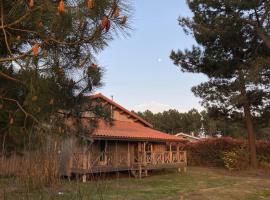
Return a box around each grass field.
[1,167,270,200]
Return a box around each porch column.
[150,143,153,165]
[177,143,180,163]
[169,142,172,163]
[83,145,87,170]
[127,142,130,167]
[105,140,108,165]
[115,141,118,168]
[184,151,187,172]
[143,142,146,165]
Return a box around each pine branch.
[0,71,25,85]
[0,96,39,124]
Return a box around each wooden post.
[127,142,130,167]
[177,144,181,173]
[138,142,141,163]
[169,143,172,163]
[184,151,187,172]
[143,142,146,166]
[150,143,153,165]
[184,166,187,173]
[82,174,87,183]
[105,140,108,165]
[83,146,87,170]
[177,143,180,163]
[115,141,118,168]
[139,165,142,179]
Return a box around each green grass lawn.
[1,167,270,200]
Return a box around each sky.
[96,0,207,113]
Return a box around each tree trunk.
[238,69,257,168]
[243,103,257,168]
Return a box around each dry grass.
[0,149,59,188]
[1,167,270,200]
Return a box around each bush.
[222,148,249,171]
[183,137,245,167]
[256,141,270,163]
[182,137,270,169]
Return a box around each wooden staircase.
[130,162,148,178]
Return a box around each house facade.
[60,94,187,179]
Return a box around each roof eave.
[90,135,185,142]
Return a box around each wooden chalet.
[60,94,187,179]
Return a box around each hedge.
[181,137,270,168]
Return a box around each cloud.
[131,101,172,113]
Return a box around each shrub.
[183,137,245,167]
[256,141,270,163]
[222,148,249,171]
[182,137,270,169]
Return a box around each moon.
[158,58,162,63]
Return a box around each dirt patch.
[192,166,270,179]
[184,178,270,200]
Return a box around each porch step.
[130,164,148,178]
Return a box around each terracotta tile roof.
[92,120,184,142]
[90,93,153,128]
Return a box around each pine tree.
[236,1,270,48]
[171,1,270,168]
[0,0,132,153]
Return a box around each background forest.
[137,108,270,140]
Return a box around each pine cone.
[114,7,120,18]
[58,0,65,13]
[29,0,34,8]
[87,0,94,9]
[101,16,110,32]
[33,43,40,56]
[120,16,127,25]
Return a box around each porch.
[71,149,187,178]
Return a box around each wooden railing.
[72,150,187,171]
[72,151,129,171]
[140,151,186,166]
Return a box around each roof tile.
[93,120,184,142]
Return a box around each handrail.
[140,151,187,165]
[72,150,187,170]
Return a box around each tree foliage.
[137,109,201,135]
[171,0,270,167]
[0,0,132,153]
